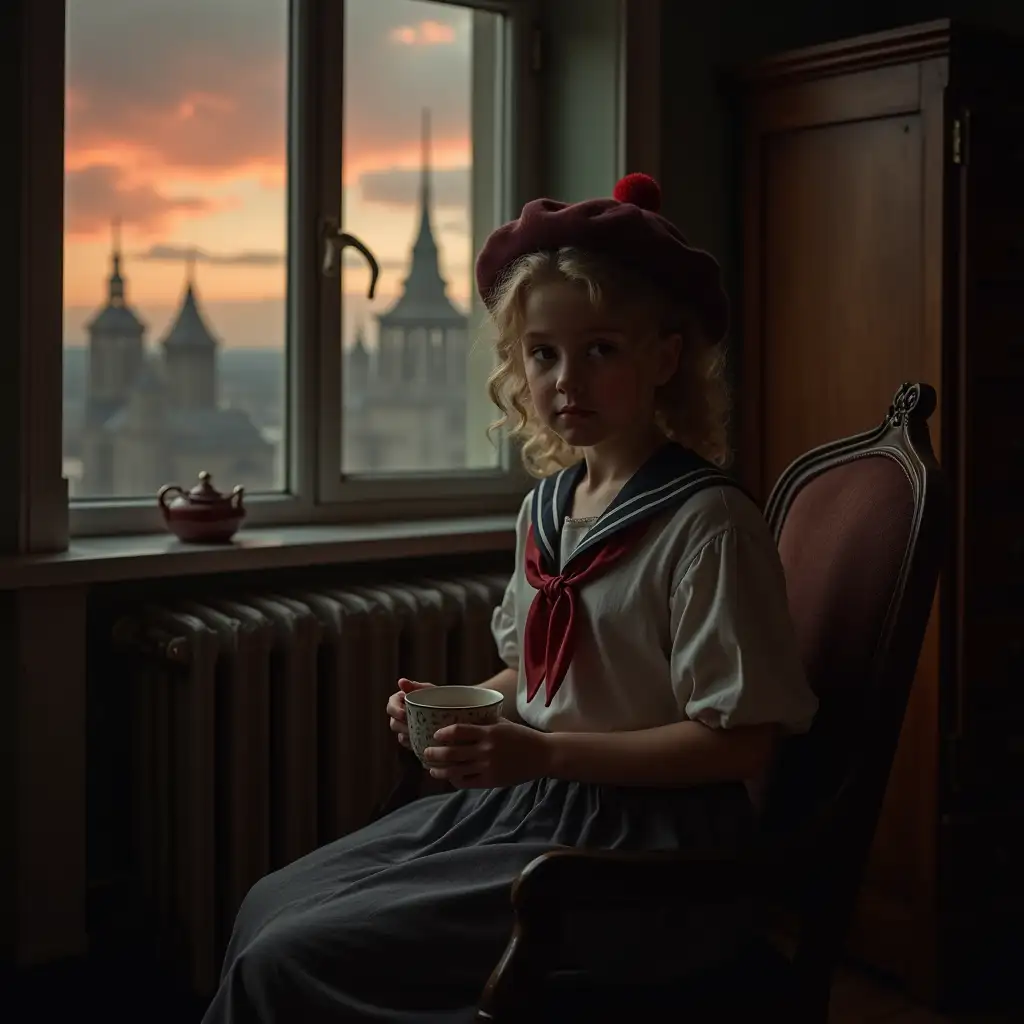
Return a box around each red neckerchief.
[523,520,650,705]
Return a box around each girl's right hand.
[387,677,435,747]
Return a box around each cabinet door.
[740,57,949,1001]
[740,65,945,501]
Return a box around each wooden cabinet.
[737,19,1024,1011]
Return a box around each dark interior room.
[2,1,1022,1021]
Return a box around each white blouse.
[491,484,818,735]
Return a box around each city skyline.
[63,82,476,495]
[64,0,477,349]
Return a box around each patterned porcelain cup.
[403,685,504,767]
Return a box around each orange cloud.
[389,20,456,46]
[66,77,286,179]
[344,137,471,187]
[65,0,474,180]
[359,164,469,209]
[65,165,216,238]
[62,0,478,307]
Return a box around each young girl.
[201,173,817,1023]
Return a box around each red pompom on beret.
[475,173,729,342]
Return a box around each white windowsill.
[0,516,517,590]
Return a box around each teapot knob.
[189,471,224,500]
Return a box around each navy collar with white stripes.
[529,442,740,574]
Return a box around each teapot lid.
[187,471,227,503]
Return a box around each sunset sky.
[63,0,487,350]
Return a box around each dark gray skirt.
[201,778,754,1024]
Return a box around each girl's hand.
[423,720,552,788]
[387,677,434,748]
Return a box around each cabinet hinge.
[952,111,970,166]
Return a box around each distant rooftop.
[162,258,220,350]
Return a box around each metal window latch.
[321,219,381,299]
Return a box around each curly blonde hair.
[484,248,731,478]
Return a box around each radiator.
[112,572,510,997]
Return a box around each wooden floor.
[6,957,1018,1022]
[830,967,1016,1023]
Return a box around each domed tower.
[81,218,147,495]
[85,219,146,419]
[161,254,219,410]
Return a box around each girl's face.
[520,279,680,451]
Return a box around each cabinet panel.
[759,114,929,490]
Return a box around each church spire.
[387,107,449,307]
[417,108,433,241]
[408,107,442,274]
[375,106,467,329]
[109,216,126,305]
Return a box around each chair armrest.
[512,846,763,913]
[477,846,768,1021]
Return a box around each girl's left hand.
[423,720,552,788]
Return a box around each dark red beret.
[475,173,729,342]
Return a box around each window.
[61,0,540,537]
[337,0,504,477]
[63,0,290,505]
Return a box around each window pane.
[341,0,506,475]
[63,0,289,501]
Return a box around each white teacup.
[403,685,504,766]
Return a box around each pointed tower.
[161,252,219,410]
[375,108,468,389]
[402,108,451,307]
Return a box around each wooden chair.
[475,381,950,1023]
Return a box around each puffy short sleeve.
[490,493,532,671]
[670,526,817,734]
[490,578,520,670]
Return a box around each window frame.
[313,0,538,512]
[62,0,542,539]
[19,0,70,554]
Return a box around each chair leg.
[476,926,547,1023]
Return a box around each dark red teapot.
[157,471,246,543]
